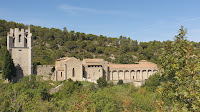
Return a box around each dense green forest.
[0,20,200,111]
[0,20,160,67]
[0,19,200,68]
[0,19,195,67]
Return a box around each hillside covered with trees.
[0,19,200,111]
[0,19,167,68]
[1,19,200,68]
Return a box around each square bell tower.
[7,26,33,81]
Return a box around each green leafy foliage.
[156,26,200,111]
[114,54,136,64]
[0,20,200,111]
[0,75,56,111]
[97,77,107,88]
[2,50,16,81]
[0,19,170,67]
[143,72,161,92]
[117,79,123,85]
[131,88,155,111]
[0,74,158,112]
[0,47,7,70]
[51,66,55,72]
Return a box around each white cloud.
[59,4,97,15]
[59,4,136,17]
[176,17,200,25]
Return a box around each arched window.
[136,70,140,80]
[61,72,62,77]
[72,68,75,77]
[112,70,118,80]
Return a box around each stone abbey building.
[53,57,158,86]
[7,27,158,85]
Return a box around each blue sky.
[0,0,200,42]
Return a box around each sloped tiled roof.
[108,60,157,68]
[87,63,103,66]
[56,57,72,62]
[139,60,148,62]
[83,59,104,63]
[108,64,157,68]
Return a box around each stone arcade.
[52,57,158,86]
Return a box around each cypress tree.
[2,50,16,81]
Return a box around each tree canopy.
[1,19,200,68]
[0,19,171,69]
[2,49,16,81]
[0,20,200,111]
[156,26,200,111]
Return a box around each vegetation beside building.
[2,49,16,81]
[0,75,157,111]
[0,20,199,111]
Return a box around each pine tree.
[2,50,16,81]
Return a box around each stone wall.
[55,57,83,81]
[55,70,64,81]
[54,57,159,86]
[109,69,158,81]
[34,65,54,80]
[65,58,83,81]
[12,48,29,81]
[108,61,158,81]
[85,66,103,80]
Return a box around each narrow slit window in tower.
[72,68,75,77]
[19,34,21,42]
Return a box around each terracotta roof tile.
[87,63,103,66]
[139,60,148,62]
[108,63,157,68]
[56,57,72,62]
[83,59,104,63]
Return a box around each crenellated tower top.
[7,26,32,50]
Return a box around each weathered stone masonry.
[7,27,33,82]
[7,27,158,86]
[53,57,158,86]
